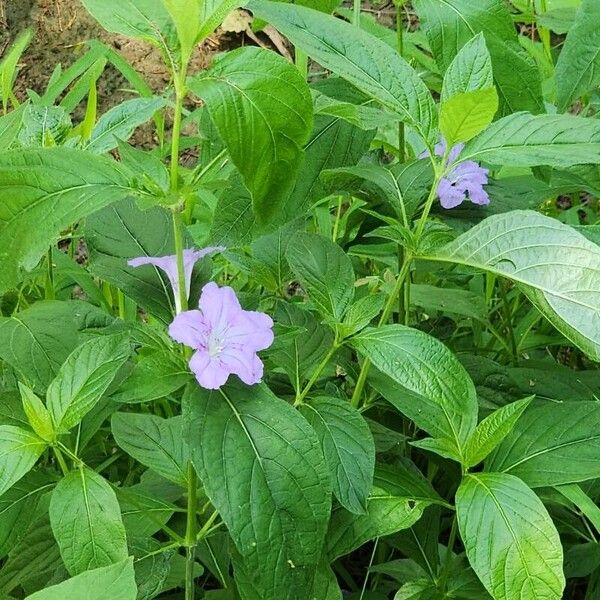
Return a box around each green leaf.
[556,483,600,537]
[286,232,355,322]
[441,33,494,102]
[188,46,312,224]
[409,284,487,322]
[25,558,137,600]
[461,112,600,168]
[18,105,72,147]
[299,396,375,514]
[248,0,438,145]
[0,104,27,149]
[197,0,244,43]
[162,0,200,62]
[464,397,533,468]
[456,473,564,600]
[352,325,478,456]
[327,465,437,560]
[440,88,498,146]
[85,97,166,154]
[17,382,54,442]
[182,382,331,599]
[0,301,78,390]
[420,210,600,361]
[111,413,188,486]
[0,148,133,292]
[47,333,131,432]
[486,401,600,487]
[49,467,128,575]
[0,426,45,497]
[0,29,32,113]
[339,294,386,338]
[555,0,600,111]
[413,0,544,115]
[0,471,54,559]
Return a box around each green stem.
[185,463,198,600]
[295,341,339,406]
[353,0,361,25]
[45,248,55,300]
[332,196,343,242]
[414,170,444,242]
[295,48,308,78]
[172,210,188,315]
[396,1,406,163]
[170,71,186,194]
[196,510,220,541]
[438,515,458,593]
[53,447,69,476]
[499,282,518,365]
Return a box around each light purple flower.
[433,139,490,209]
[128,247,224,313]
[169,282,274,390]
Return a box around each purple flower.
[168,282,274,390]
[433,139,490,210]
[128,247,224,313]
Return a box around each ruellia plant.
[0,0,600,598]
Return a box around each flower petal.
[189,350,230,390]
[168,310,209,349]
[220,348,264,386]
[437,178,466,209]
[198,282,242,329]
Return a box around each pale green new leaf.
[0,148,134,292]
[440,88,498,146]
[25,558,137,600]
[0,426,46,497]
[464,396,533,467]
[49,467,128,575]
[188,46,312,224]
[462,112,600,168]
[286,232,355,322]
[352,325,478,456]
[457,473,564,600]
[441,33,494,102]
[486,401,600,487]
[17,383,54,442]
[47,333,131,432]
[420,210,600,360]
[300,396,375,514]
[248,0,438,145]
[162,0,200,62]
[555,0,600,111]
[183,382,331,599]
[111,413,188,486]
[85,97,166,154]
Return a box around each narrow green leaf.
[49,467,128,575]
[0,426,45,497]
[162,0,200,62]
[111,413,188,486]
[47,333,131,432]
[248,0,438,145]
[556,483,600,537]
[0,104,26,149]
[286,232,355,322]
[25,558,137,600]
[440,88,498,146]
[486,401,600,487]
[188,46,312,224]
[464,396,533,467]
[420,210,600,361]
[183,382,331,599]
[0,29,32,112]
[300,396,375,514]
[17,382,54,442]
[457,473,564,600]
[0,148,133,292]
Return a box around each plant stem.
[185,463,198,600]
[45,248,55,300]
[396,1,406,163]
[332,196,343,242]
[353,0,361,25]
[170,71,186,194]
[295,341,339,406]
[499,281,518,365]
[295,48,308,78]
[53,446,69,476]
[414,171,443,242]
[438,515,458,593]
[172,210,188,315]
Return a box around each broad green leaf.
[464,397,533,467]
[0,148,134,292]
[326,465,438,560]
[85,97,166,154]
[339,294,385,338]
[461,112,600,168]
[182,382,331,599]
[0,29,32,113]
[555,0,600,111]
[409,285,487,322]
[0,426,45,497]
[486,401,600,487]
[188,46,312,224]
[197,0,246,42]
[420,210,600,361]
[17,105,71,147]
[117,486,176,537]
[413,0,544,115]
[456,473,564,600]
[25,558,137,600]
[17,382,54,442]
[440,88,498,146]
[300,396,375,514]
[286,232,355,322]
[0,301,78,390]
[311,562,342,600]
[111,413,188,486]
[0,471,53,559]
[80,0,176,50]
[441,33,494,102]
[352,325,478,456]
[47,333,131,432]
[162,0,200,62]
[0,104,26,148]
[248,0,438,145]
[410,436,463,463]
[49,467,128,575]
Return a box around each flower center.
[207,329,225,357]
